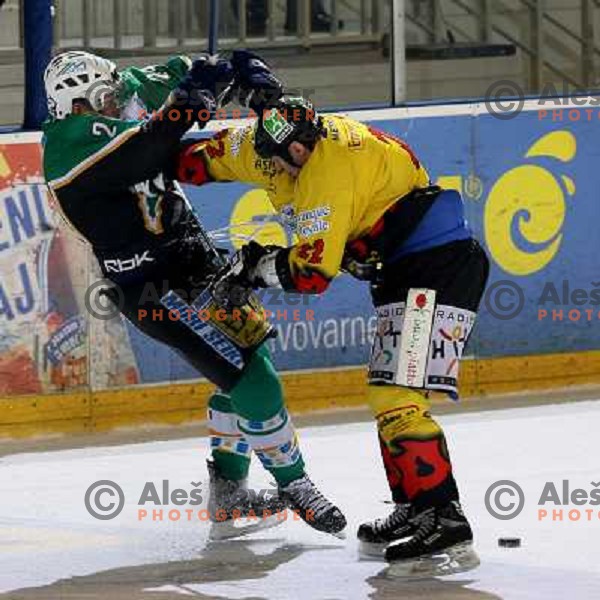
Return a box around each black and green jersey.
[42,56,204,283]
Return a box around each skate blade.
[298,523,346,539]
[386,542,480,579]
[208,514,284,541]
[358,540,388,560]
[330,528,347,540]
[359,534,412,560]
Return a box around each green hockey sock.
[229,346,305,486]
[207,391,250,481]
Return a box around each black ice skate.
[207,459,287,540]
[279,474,347,537]
[384,501,480,577]
[357,503,415,557]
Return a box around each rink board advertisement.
[1,100,599,396]
[0,137,139,396]
[175,105,600,377]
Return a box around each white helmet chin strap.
[44,51,118,119]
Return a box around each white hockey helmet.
[44,51,119,119]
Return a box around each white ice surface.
[2,400,600,599]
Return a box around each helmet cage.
[44,51,119,119]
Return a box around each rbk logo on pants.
[104,250,155,273]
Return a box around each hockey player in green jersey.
[42,50,346,537]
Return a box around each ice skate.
[357,503,415,558]
[207,459,287,540]
[384,501,480,577]
[279,474,347,537]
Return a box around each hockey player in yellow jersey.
[179,102,430,293]
[177,94,489,574]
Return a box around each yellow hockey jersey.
[181,114,430,292]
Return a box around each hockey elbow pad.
[175,141,214,186]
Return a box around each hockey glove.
[231,50,284,113]
[209,241,285,308]
[341,253,383,282]
[240,240,286,288]
[207,244,260,308]
[176,54,236,112]
[221,240,283,288]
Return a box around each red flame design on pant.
[382,436,452,501]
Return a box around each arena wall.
[1,99,599,437]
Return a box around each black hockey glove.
[240,240,287,288]
[231,50,284,113]
[341,253,383,282]
[210,241,283,308]
[176,54,236,112]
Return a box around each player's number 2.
[92,122,118,139]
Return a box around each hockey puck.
[498,537,521,548]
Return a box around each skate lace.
[286,476,334,518]
[373,504,410,534]
[405,508,437,547]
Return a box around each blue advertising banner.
[5,102,598,392]
[372,109,600,359]
[127,102,600,383]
